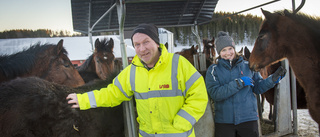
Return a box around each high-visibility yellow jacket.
[77,44,208,137]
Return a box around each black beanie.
[131,23,160,46]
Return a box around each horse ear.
[244,46,251,60]
[165,42,168,49]
[284,9,291,16]
[95,38,100,49]
[56,39,64,54]
[238,47,243,54]
[109,38,114,50]
[261,8,276,21]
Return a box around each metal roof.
[71,0,219,34]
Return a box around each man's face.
[132,33,160,67]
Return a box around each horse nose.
[249,64,259,72]
[248,62,255,71]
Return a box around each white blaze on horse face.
[220,46,235,61]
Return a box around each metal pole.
[291,0,296,12]
[191,22,206,71]
[117,1,137,137]
[290,67,298,135]
[291,0,299,135]
[91,3,116,31]
[88,1,93,51]
[191,22,202,52]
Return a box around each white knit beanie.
[215,31,235,54]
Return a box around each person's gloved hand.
[272,66,287,84]
[240,76,254,86]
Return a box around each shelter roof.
[71,0,219,34]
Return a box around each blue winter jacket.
[205,56,276,125]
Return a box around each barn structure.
[70,0,304,137]
[70,1,220,136]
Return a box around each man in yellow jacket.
[67,23,208,137]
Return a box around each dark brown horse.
[203,37,216,68]
[76,38,115,83]
[175,45,199,65]
[249,9,320,131]
[75,37,124,136]
[0,71,123,137]
[0,40,84,87]
[244,46,307,121]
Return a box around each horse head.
[93,38,115,80]
[41,40,85,87]
[0,39,85,87]
[175,45,198,65]
[249,9,289,71]
[203,37,216,60]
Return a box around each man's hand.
[66,93,80,108]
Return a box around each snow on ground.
[262,95,319,136]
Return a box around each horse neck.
[286,49,320,96]
[77,55,96,73]
[29,58,52,78]
[0,69,7,82]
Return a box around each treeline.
[165,12,263,46]
[1,12,263,45]
[0,29,84,39]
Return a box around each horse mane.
[76,54,94,71]
[181,47,197,54]
[180,48,190,52]
[0,42,68,79]
[281,10,320,37]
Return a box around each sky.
[0,0,319,33]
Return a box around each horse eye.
[60,59,70,68]
[258,34,264,39]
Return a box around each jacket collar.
[131,43,169,69]
[219,56,244,69]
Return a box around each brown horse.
[0,71,123,137]
[244,46,307,121]
[76,38,115,83]
[249,9,320,131]
[203,37,216,68]
[0,40,84,87]
[175,45,199,65]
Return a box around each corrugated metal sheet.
[71,0,219,34]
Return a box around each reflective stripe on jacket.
[77,44,208,137]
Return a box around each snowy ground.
[262,99,319,136]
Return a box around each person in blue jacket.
[205,31,287,137]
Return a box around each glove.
[240,76,254,86]
[272,66,287,84]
